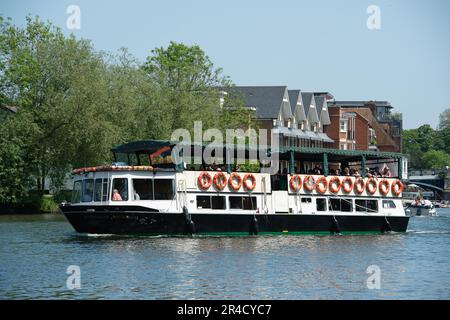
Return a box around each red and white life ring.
[290,175,302,192]
[303,176,316,192]
[379,179,390,196]
[342,176,353,193]
[391,179,404,196]
[316,176,328,194]
[213,172,227,191]
[198,171,212,190]
[243,174,256,191]
[354,177,365,194]
[228,172,242,191]
[329,176,341,193]
[366,178,377,194]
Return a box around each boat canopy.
[111,139,404,163]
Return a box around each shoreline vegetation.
[1,15,450,214]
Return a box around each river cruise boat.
[60,140,409,235]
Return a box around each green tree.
[422,150,450,169]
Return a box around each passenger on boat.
[366,167,373,178]
[351,168,361,177]
[112,189,123,201]
[343,167,351,176]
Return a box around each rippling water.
[0,209,449,299]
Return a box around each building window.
[340,143,347,150]
[340,120,347,132]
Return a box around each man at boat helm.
[112,189,122,201]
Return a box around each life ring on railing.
[391,179,404,196]
[303,176,316,192]
[290,175,302,192]
[366,178,377,194]
[213,172,227,191]
[243,174,256,191]
[342,177,354,193]
[329,176,341,193]
[354,177,365,194]
[198,172,212,190]
[316,176,328,194]
[228,172,242,191]
[379,179,390,196]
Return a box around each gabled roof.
[224,86,288,119]
[301,92,319,123]
[288,90,307,122]
[315,95,331,125]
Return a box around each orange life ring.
[198,171,212,190]
[228,172,242,191]
[329,176,341,193]
[391,179,404,196]
[366,178,377,194]
[303,176,316,192]
[316,176,328,194]
[243,174,256,191]
[379,179,390,196]
[342,177,353,193]
[213,172,227,191]
[290,175,302,192]
[354,177,365,194]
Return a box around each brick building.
[324,101,402,152]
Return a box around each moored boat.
[60,140,409,235]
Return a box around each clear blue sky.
[2,0,449,129]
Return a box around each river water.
[0,209,449,300]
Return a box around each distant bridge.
[407,170,449,199]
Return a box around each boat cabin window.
[132,179,153,200]
[355,199,378,213]
[382,200,396,209]
[72,180,82,203]
[229,196,257,210]
[112,178,128,201]
[131,178,174,200]
[82,179,94,202]
[316,198,327,211]
[197,196,226,209]
[329,198,353,212]
[301,197,312,203]
[154,179,174,200]
[94,178,109,202]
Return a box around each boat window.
[341,199,353,212]
[94,178,109,202]
[355,200,378,213]
[382,200,396,209]
[329,198,341,211]
[229,196,257,210]
[316,198,327,211]
[154,179,174,200]
[132,179,153,200]
[301,197,312,203]
[112,178,128,201]
[196,196,226,209]
[329,198,353,212]
[82,179,94,202]
[72,180,82,203]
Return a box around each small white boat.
[405,199,438,217]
